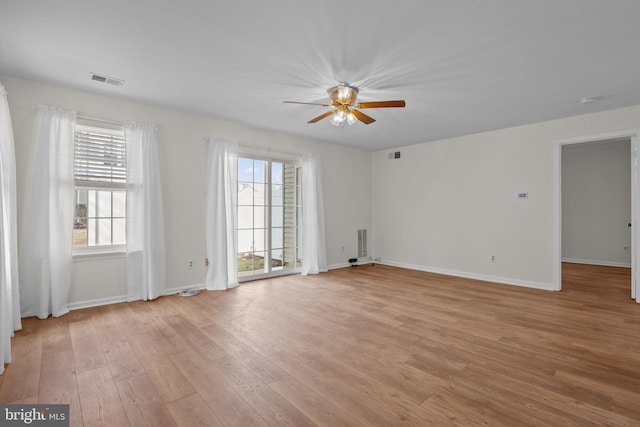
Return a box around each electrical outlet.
[624,246,629,251]
[491,255,496,263]
[188,260,193,269]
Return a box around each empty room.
[1,1,640,425]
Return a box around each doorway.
[236,156,303,279]
[556,130,639,301]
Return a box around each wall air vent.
[90,72,125,86]
[387,151,401,160]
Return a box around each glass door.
[237,156,302,278]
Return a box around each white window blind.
[74,125,126,188]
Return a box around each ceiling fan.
[284,84,406,126]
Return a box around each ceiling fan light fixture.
[329,84,359,104]
[284,84,405,126]
[330,109,351,126]
[338,86,350,101]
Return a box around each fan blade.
[352,109,376,124]
[307,110,335,123]
[356,100,406,109]
[283,101,331,107]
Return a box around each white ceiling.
[1,0,639,151]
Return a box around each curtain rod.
[77,114,124,127]
[239,143,305,158]
[203,137,306,158]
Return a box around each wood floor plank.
[2,263,640,426]
[38,349,83,427]
[77,366,129,427]
[170,350,269,427]
[211,355,318,427]
[0,327,42,402]
[269,375,365,427]
[334,342,441,404]
[161,293,218,328]
[459,359,640,426]
[201,321,287,384]
[139,355,195,404]
[40,315,72,355]
[128,326,189,361]
[553,369,640,420]
[95,323,145,382]
[115,374,178,427]
[270,350,448,426]
[164,314,228,361]
[166,393,225,427]
[108,302,157,338]
[69,319,108,374]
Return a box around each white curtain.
[126,122,166,301]
[205,137,238,290]
[19,106,76,318]
[0,83,21,374]
[301,154,328,275]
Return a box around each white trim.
[329,259,376,270]
[553,141,563,291]
[368,259,555,291]
[72,247,126,260]
[238,268,302,282]
[329,263,350,270]
[555,129,640,301]
[632,134,639,301]
[65,283,208,311]
[237,144,304,162]
[237,147,303,164]
[165,283,206,295]
[556,129,639,146]
[562,258,632,268]
[68,295,127,311]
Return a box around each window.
[73,123,126,251]
[237,156,302,277]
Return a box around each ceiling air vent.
[90,72,125,86]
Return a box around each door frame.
[554,129,640,301]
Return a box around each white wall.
[4,75,372,306]
[372,106,640,290]
[562,138,631,267]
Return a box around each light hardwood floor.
[1,263,639,426]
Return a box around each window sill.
[73,246,126,261]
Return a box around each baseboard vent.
[358,229,367,258]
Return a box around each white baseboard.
[374,259,556,291]
[68,295,127,311]
[165,283,206,295]
[67,258,559,311]
[329,258,378,270]
[67,283,206,311]
[328,263,349,270]
[562,258,631,268]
